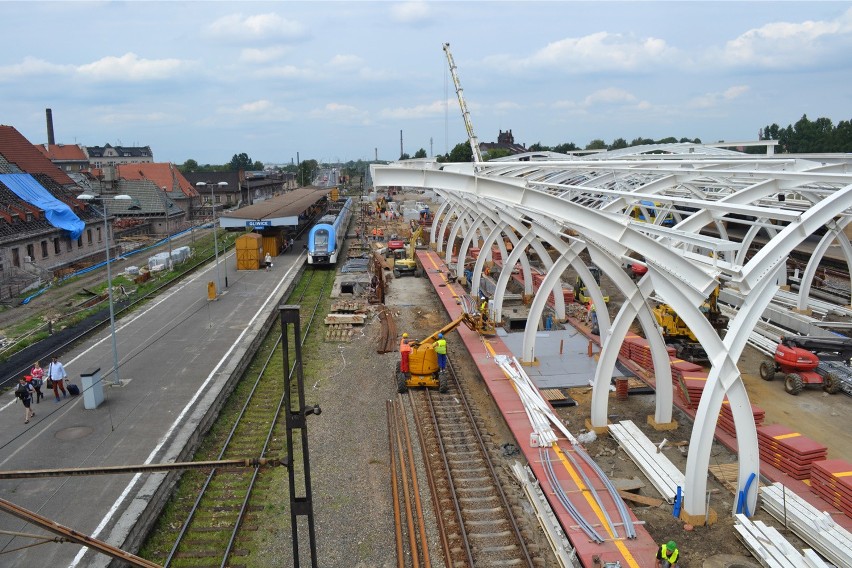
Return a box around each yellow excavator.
[393,224,424,278]
[652,286,729,364]
[397,311,494,393]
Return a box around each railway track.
[144,267,334,568]
[390,358,535,568]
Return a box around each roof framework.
[372,146,852,522]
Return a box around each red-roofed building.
[0,125,106,298]
[35,143,90,174]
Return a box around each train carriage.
[307,197,352,265]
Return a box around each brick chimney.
[45,108,55,145]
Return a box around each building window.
[54,238,61,254]
[26,244,34,261]
[77,237,83,248]
[97,227,102,242]
[66,237,73,252]
[41,240,49,258]
[12,248,20,268]
[87,229,93,245]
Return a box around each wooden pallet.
[708,463,764,494]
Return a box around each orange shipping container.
[262,235,283,257]
[236,233,263,271]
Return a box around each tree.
[528,142,550,151]
[585,139,607,150]
[483,148,511,160]
[229,153,254,171]
[298,159,318,186]
[414,148,427,158]
[252,160,264,171]
[399,152,411,160]
[609,138,628,150]
[553,142,578,153]
[180,159,198,172]
[448,142,473,162]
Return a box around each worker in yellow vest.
[434,333,447,373]
[655,540,679,568]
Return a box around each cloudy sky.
[4,1,851,166]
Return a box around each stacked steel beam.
[757,424,827,480]
[810,459,852,519]
[716,399,765,438]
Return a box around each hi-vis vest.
[660,544,678,564]
[434,338,447,355]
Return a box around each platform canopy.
[219,187,330,229]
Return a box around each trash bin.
[80,367,104,410]
[208,281,217,300]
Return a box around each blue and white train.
[307,197,353,265]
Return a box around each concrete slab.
[498,326,630,389]
[0,248,304,567]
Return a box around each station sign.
[246,220,272,228]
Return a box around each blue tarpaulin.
[0,173,85,240]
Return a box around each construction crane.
[442,42,483,165]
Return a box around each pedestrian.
[30,360,45,403]
[655,540,680,568]
[434,333,447,373]
[264,252,273,271]
[15,376,35,424]
[47,355,68,402]
[399,333,411,373]
[289,237,294,251]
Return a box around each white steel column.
[795,219,852,310]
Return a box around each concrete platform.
[0,247,305,566]
[418,250,658,568]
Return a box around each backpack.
[15,384,30,400]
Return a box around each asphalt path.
[0,247,304,567]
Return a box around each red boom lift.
[759,335,852,395]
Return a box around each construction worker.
[479,296,488,318]
[434,333,447,373]
[655,540,680,568]
[399,333,411,373]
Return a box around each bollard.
[587,340,593,357]
[560,339,564,355]
[207,281,217,300]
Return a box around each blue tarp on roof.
[0,173,84,240]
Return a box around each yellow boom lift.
[397,311,494,393]
[393,223,424,278]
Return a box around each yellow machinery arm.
[412,312,482,347]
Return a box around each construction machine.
[393,224,424,278]
[575,265,610,304]
[397,311,494,393]
[759,335,852,395]
[652,286,729,364]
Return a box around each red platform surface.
[417,251,657,568]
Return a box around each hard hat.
[438,333,443,338]
[667,540,677,551]
[402,333,408,338]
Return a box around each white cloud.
[380,100,447,120]
[584,88,637,106]
[718,8,852,67]
[493,101,522,114]
[206,13,306,43]
[214,100,293,122]
[309,103,370,124]
[486,32,679,73]
[77,53,190,81]
[261,64,322,80]
[390,1,433,25]
[328,54,365,68]
[688,85,750,109]
[240,46,290,63]
[0,56,72,80]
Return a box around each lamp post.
[195,181,229,294]
[160,187,173,270]
[78,193,132,386]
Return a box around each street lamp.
[195,181,229,294]
[160,187,172,270]
[78,193,132,386]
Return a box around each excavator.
[575,265,610,304]
[393,224,424,278]
[652,286,729,364]
[397,311,494,393]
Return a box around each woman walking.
[15,376,35,424]
[30,361,45,403]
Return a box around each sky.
[3,1,852,166]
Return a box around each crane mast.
[442,43,483,164]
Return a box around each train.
[307,197,353,265]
